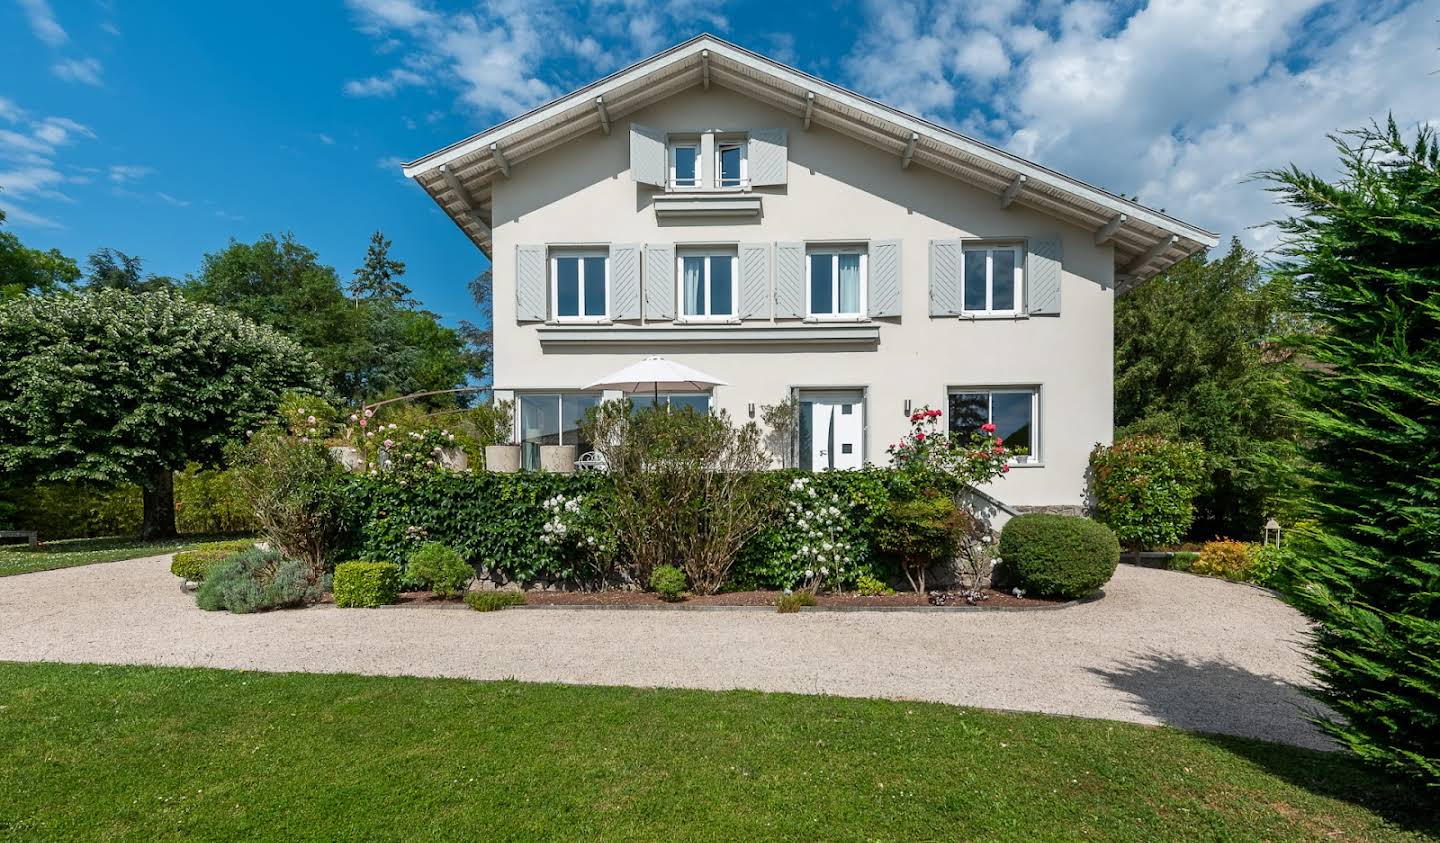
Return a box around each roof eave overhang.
[401,34,1219,280]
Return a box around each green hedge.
[333,561,401,608]
[336,469,1001,591]
[340,472,606,583]
[170,539,258,581]
[998,514,1120,599]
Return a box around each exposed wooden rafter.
[802,91,815,130]
[1124,234,1177,275]
[490,143,510,178]
[701,50,710,89]
[900,132,918,169]
[438,165,490,237]
[1094,213,1127,246]
[1000,173,1026,208]
[594,96,610,135]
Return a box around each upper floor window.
[716,140,746,188]
[551,251,607,321]
[963,244,1023,316]
[807,246,866,318]
[669,141,700,188]
[678,250,736,320]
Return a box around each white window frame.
[945,386,1040,464]
[715,139,748,189]
[805,246,868,319]
[549,249,609,322]
[961,244,1025,317]
[514,391,603,469]
[668,140,701,190]
[675,250,739,322]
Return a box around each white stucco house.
[402,34,1216,513]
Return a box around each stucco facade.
[488,87,1115,509]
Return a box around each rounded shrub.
[194,547,326,613]
[649,564,687,602]
[170,539,257,581]
[405,542,473,599]
[333,561,401,608]
[998,514,1120,599]
[465,591,526,612]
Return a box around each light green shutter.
[773,241,804,318]
[868,240,901,318]
[738,242,771,319]
[515,244,547,322]
[928,240,961,317]
[630,124,666,187]
[644,243,675,320]
[1026,235,1063,315]
[748,129,788,187]
[610,243,641,321]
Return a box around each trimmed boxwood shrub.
[405,542,473,599]
[170,539,257,581]
[998,514,1120,599]
[465,591,526,612]
[333,561,401,608]
[649,564,687,601]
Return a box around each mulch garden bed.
[383,588,1071,610]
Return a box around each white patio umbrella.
[584,355,727,404]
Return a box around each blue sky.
[2,0,1435,329]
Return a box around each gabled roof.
[403,34,1218,282]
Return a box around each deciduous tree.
[0,289,319,538]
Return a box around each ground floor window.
[797,388,864,471]
[632,392,711,414]
[517,393,601,469]
[947,387,1038,461]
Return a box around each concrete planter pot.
[484,445,521,473]
[539,445,577,474]
[438,447,469,471]
[329,446,365,473]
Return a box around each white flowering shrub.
[539,492,619,589]
[733,473,894,592]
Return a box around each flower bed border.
[366,591,1103,613]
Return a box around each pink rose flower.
[359,418,368,427]
[981,422,997,433]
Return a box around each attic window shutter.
[630,124,666,187]
[748,129,788,187]
[644,243,675,320]
[515,244,547,322]
[610,243,642,320]
[928,240,962,317]
[773,241,804,319]
[1026,235,1063,315]
[868,240,901,318]
[738,242,771,319]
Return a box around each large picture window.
[551,252,607,320]
[678,251,736,319]
[962,245,1023,316]
[517,393,601,470]
[947,387,1038,461]
[807,247,866,317]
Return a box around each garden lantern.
[1264,518,1282,548]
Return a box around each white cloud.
[0,97,22,123]
[344,66,426,97]
[317,133,336,145]
[843,0,1440,251]
[108,164,154,184]
[155,191,190,208]
[53,57,103,85]
[342,0,726,118]
[953,30,1009,81]
[18,0,67,47]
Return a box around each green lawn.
[0,533,251,577]
[0,663,1431,841]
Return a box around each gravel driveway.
[0,555,1333,749]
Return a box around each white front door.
[799,390,864,470]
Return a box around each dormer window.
[669,141,700,188]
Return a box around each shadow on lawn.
[1090,651,1437,836]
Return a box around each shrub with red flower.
[886,405,1023,493]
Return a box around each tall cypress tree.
[1265,118,1440,785]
